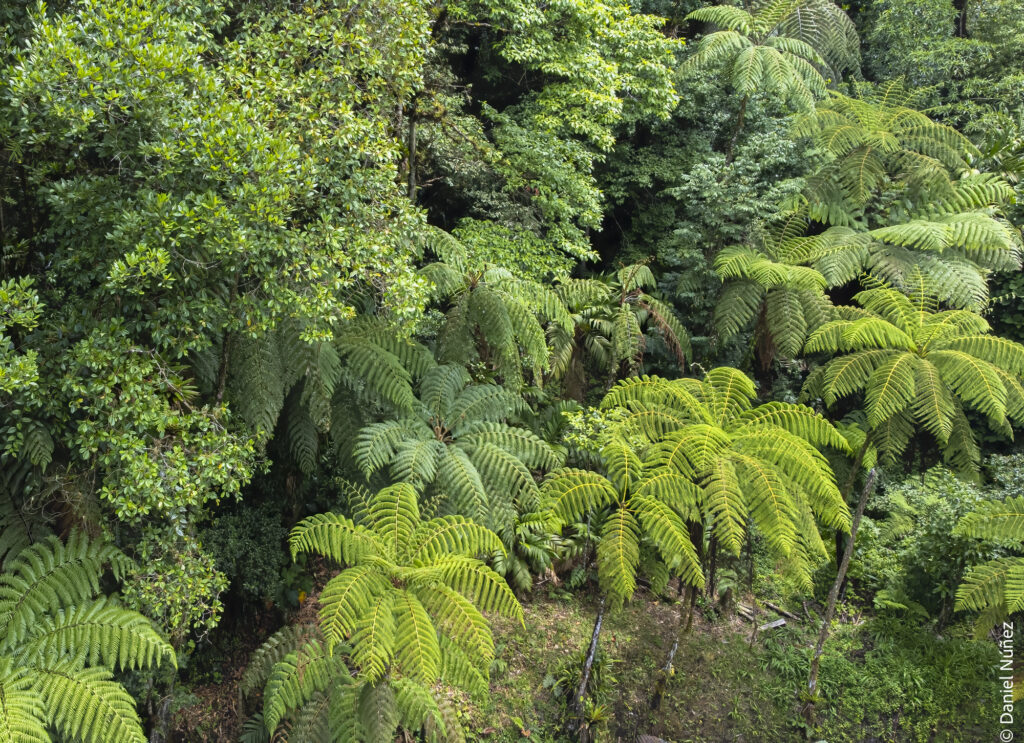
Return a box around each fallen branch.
[764,601,800,621]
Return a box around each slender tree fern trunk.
[835,436,871,599]
[804,466,878,721]
[724,94,748,165]
[648,632,680,713]
[706,535,719,599]
[574,597,606,739]
[746,531,755,592]
[683,582,699,634]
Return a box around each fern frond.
[864,353,917,426]
[447,385,522,431]
[955,497,1024,542]
[703,457,748,555]
[0,660,48,743]
[413,583,493,676]
[241,624,320,698]
[631,496,703,587]
[393,678,448,737]
[284,401,319,476]
[955,558,1020,612]
[351,593,396,682]
[366,483,421,557]
[930,350,1007,421]
[735,401,850,452]
[229,334,286,439]
[353,419,429,478]
[263,640,342,733]
[37,664,146,743]
[597,507,641,608]
[289,513,383,565]
[601,438,644,494]
[391,439,446,490]
[704,367,756,425]
[731,453,797,556]
[541,469,619,526]
[403,519,503,571]
[358,681,399,743]
[434,556,523,621]
[16,597,174,671]
[911,357,956,442]
[420,365,471,422]
[0,532,132,649]
[436,447,488,524]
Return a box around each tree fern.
[550,264,691,400]
[802,288,1024,473]
[714,209,838,365]
[954,496,1024,621]
[247,484,520,741]
[542,437,704,608]
[683,0,853,160]
[421,228,572,390]
[0,533,175,743]
[353,366,559,542]
[600,368,851,591]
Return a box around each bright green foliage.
[954,496,1024,624]
[0,278,41,395]
[541,437,704,607]
[249,484,521,741]
[793,84,1021,308]
[60,328,255,524]
[420,227,573,389]
[0,533,175,743]
[453,0,681,151]
[714,209,836,361]
[604,368,851,589]
[290,483,522,682]
[354,364,560,540]
[797,84,975,223]
[550,263,691,399]
[803,288,1024,473]
[684,0,853,110]
[415,0,681,265]
[240,623,465,743]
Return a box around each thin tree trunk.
[724,94,748,165]
[683,582,699,634]
[834,437,870,599]
[407,100,417,201]
[648,633,680,712]
[746,531,755,592]
[804,466,878,720]
[574,598,605,738]
[707,535,719,599]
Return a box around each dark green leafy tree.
[0,533,175,743]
